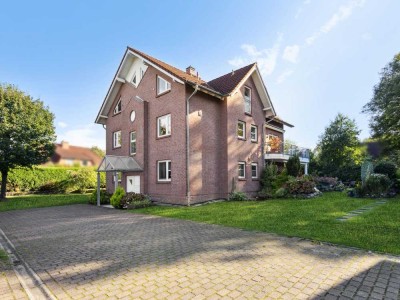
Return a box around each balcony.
[265,141,310,164]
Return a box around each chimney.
[186,65,197,77]
[61,141,69,149]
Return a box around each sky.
[1,0,399,150]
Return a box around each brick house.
[95,47,309,205]
[46,141,102,167]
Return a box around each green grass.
[134,192,400,255]
[0,249,10,271]
[0,194,89,212]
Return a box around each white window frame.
[131,71,137,86]
[157,160,171,182]
[130,131,136,155]
[251,163,258,179]
[237,121,246,139]
[157,114,171,138]
[244,86,252,114]
[250,125,258,142]
[113,131,121,148]
[113,97,122,115]
[157,75,171,95]
[238,162,246,179]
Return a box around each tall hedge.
[3,166,105,192]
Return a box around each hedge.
[3,166,106,193]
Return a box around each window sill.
[238,178,246,181]
[156,90,171,98]
[251,140,258,143]
[113,112,122,117]
[157,134,171,140]
[245,112,252,116]
[157,180,171,184]
[252,178,259,181]
[237,137,246,141]
[113,146,122,149]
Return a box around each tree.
[363,53,400,152]
[315,113,364,181]
[0,84,55,199]
[286,155,300,177]
[91,146,105,158]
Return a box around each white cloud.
[306,0,365,45]
[282,45,300,63]
[57,121,68,128]
[57,123,105,149]
[276,70,294,84]
[228,34,283,76]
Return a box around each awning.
[97,155,143,172]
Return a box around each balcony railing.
[265,142,310,159]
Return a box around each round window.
[130,111,136,122]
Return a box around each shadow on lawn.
[0,204,398,297]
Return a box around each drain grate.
[337,200,387,221]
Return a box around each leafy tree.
[0,84,55,199]
[286,155,301,177]
[314,113,364,181]
[363,53,400,152]
[91,146,105,158]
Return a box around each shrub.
[120,192,152,209]
[88,190,111,205]
[274,187,288,198]
[286,155,301,177]
[229,191,248,201]
[285,177,316,195]
[110,186,125,208]
[313,176,345,192]
[374,161,397,180]
[66,168,97,193]
[364,173,391,197]
[35,180,70,194]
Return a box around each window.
[237,121,246,139]
[157,76,171,95]
[250,125,258,142]
[244,87,251,114]
[140,67,145,80]
[131,71,137,85]
[251,163,258,179]
[113,131,121,148]
[238,162,246,179]
[157,160,171,182]
[113,97,122,114]
[157,114,171,137]
[130,132,136,155]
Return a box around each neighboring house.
[46,141,102,167]
[95,46,309,205]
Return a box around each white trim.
[116,77,125,83]
[113,97,122,115]
[251,163,258,179]
[157,160,171,182]
[237,121,246,139]
[157,114,171,138]
[157,75,171,95]
[244,86,252,114]
[113,131,121,148]
[130,131,136,155]
[265,124,285,133]
[238,162,246,179]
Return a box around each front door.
[126,176,140,193]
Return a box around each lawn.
[135,192,400,255]
[0,194,89,212]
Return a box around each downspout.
[186,84,199,206]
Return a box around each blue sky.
[1,0,399,149]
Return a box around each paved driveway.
[0,205,399,300]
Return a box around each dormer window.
[244,87,251,114]
[113,97,122,115]
[157,76,171,96]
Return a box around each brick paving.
[0,204,399,299]
[0,263,28,300]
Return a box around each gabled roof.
[207,63,256,95]
[51,143,102,165]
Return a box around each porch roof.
[97,155,143,172]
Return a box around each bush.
[35,180,70,194]
[110,186,125,208]
[285,177,316,195]
[229,191,248,201]
[313,176,345,192]
[66,168,97,193]
[274,187,288,198]
[286,155,301,177]
[374,161,397,180]
[364,173,391,197]
[120,192,152,209]
[88,190,111,205]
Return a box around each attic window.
[132,71,137,85]
[157,76,171,96]
[244,87,251,114]
[113,97,122,115]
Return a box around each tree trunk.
[0,169,8,200]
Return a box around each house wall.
[225,76,265,197]
[105,65,188,204]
